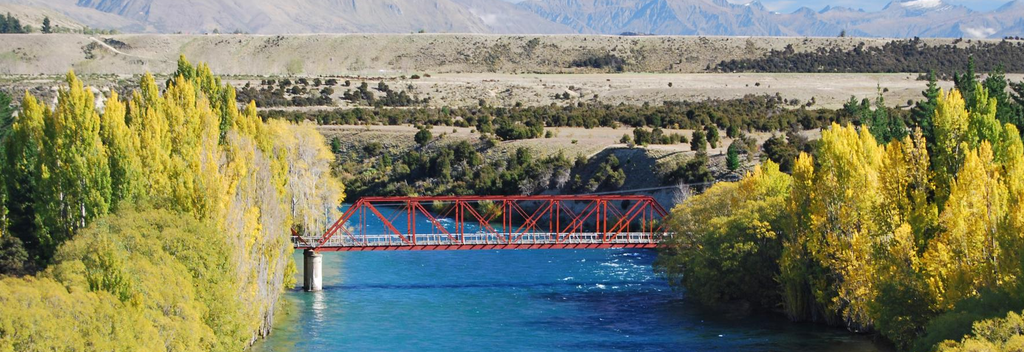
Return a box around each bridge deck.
[295,232,665,251]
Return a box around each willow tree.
[270,119,344,238]
[655,161,791,308]
[0,57,346,347]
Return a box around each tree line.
[338,137,575,199]
[236,78,335,107]
[655,79,1024,350]
[0,13,25,34]
[264,93,894,140]
[570,54,626,72]
[0,57,343,351]
[715,38,1024,76]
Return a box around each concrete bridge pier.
[303,249,322,292]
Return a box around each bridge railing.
[294,231,668,248]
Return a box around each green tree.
[869,89,907,143]
[2,93,45,269]
[0,91,11,130]
[331,136,342,154]
[415,127,432,147]
[912,71,941,148]
[705,125,720,149]
[726,145,740,171]
[633,128,651,145]
[691,129,707,152]
[41,16,51,34]
[666,153,713,187]
[0,13,24,33]
[954,56,978,109]
[761,134,798,173]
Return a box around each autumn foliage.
[0,57,342,351]
[657,85,1024,351]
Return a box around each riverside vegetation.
[4,51,1024,351]
[655,68,1024,350]
[0,57,343,351]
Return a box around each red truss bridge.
[293,195,671,251]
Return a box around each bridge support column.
[303,249,322,292]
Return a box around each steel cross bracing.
[293,195,671,251]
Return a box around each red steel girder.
[302,194,670,251]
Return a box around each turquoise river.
[253,208,887,352]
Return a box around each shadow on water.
[526,287,887,352]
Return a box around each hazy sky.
[502,0,1011,13]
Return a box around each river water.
[253,208,886,352]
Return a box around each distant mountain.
[2,0,1024,37]
[2,0,575,34]
[518,0,790,36]
[517,0,1024,38]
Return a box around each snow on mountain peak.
[899,0,944,9]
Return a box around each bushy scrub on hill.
[264,93,896,133]
[0,56,343,350]
[570,54,626,71]
[715,38,1024,76]
[340,140,574,198]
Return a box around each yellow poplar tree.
[779,152,825,322]
[965,84,1002,149]
[870,130,937,349]
[37,72,112,257]
[924,142,1008,310]
[876,129,937,250]
[995,124,1024,284]
[933,89,970,205]
[99,91,142,210]
[808,123,880,330]
[128,73,173,200]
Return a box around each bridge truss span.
[294,195,671,251]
